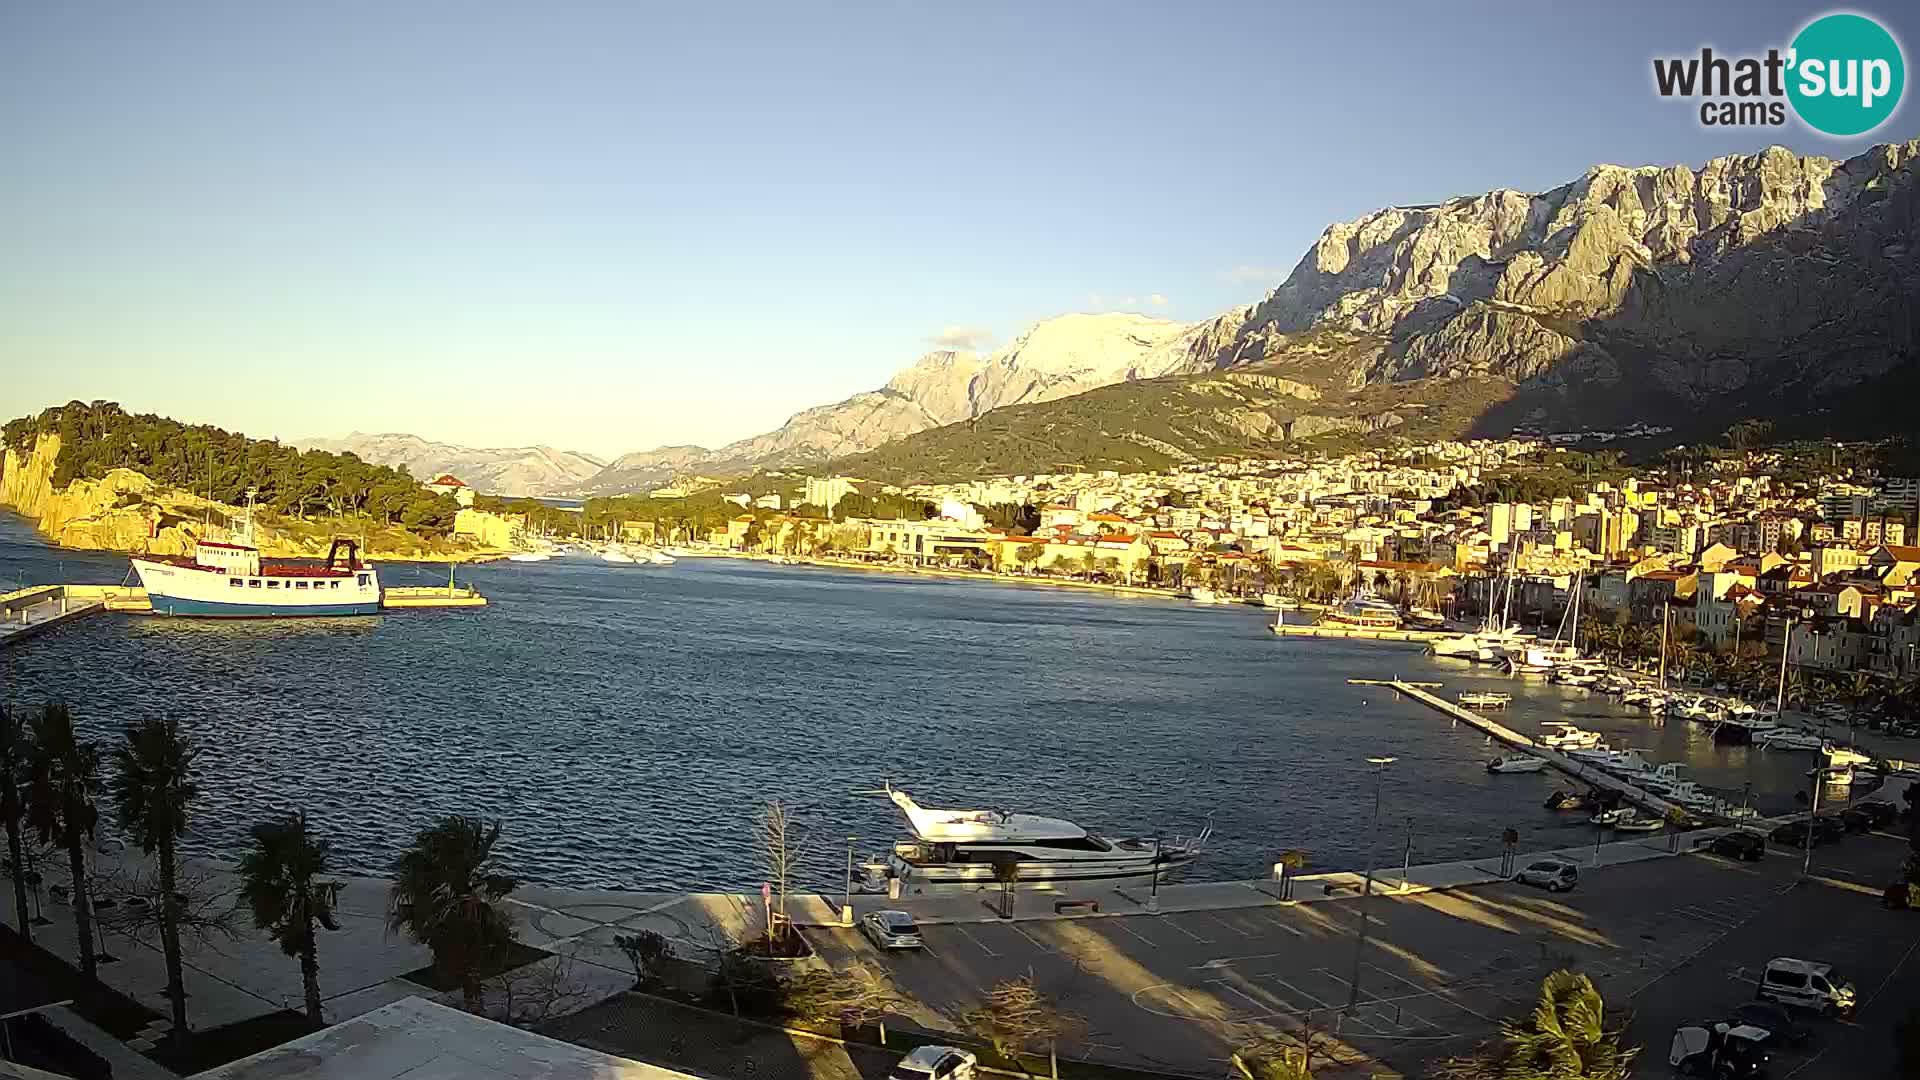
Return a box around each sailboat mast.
[1775,617,1794,714]
[1658,601,1670,688]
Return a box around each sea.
[0,512,1822,893]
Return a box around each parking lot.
[808,828,1920,1077]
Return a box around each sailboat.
[1509,572,1583,675]
[1430,568,1534,659]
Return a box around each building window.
[330,581,340,589]
[295,581,309,589]
[249,579,262,588]
[230,579,244,588]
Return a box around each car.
[1670,1023,1769,1077]
[1514,858,1579,892]
[1855,800,1899,828]
[1731,1001,1812,1047]
[890,1046,977,1080]
[860,909,925,951]
[1809,815,1847,843]
[1708,830,1766,861]
[1837,807,1874,833]
[1769,821,1816,848]
[1757,957,1857,1017]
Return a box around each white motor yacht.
[600,544,637,564]
[506,551,552,562]
[1187,587,1217,604]
[1757,729,1824,752]
[1537,723,1603,750]
[1823,743,1873,769]
[1487,752,1548,773]
[867,786,1210,892]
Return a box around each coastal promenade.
[17,815,1873,1080]
[0,584,111,649]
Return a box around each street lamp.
[1346,756,1397,1015]
[842,836,858,927]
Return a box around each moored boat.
[865,785,1209,892]
[1458,691,1512,710]
[133,537,379,617]
[1487,752,1547,774]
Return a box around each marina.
[0,511,1880,893]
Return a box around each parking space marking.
[1246,908,1307,937]
[1316,969,1432,1033]
[1216,980,1276,1015]
[1109,918,1160,949]
[1160,916,1214,944]
[1009,922,1051,952]
[951,924,998,957]
[1366,961,1496,1024]
[1201,912,1257,938]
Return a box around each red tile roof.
[430,474,466,487]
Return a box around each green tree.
[238,813,343,1023]
[387,816,518,1012]
[1437,969,1634,1079]
[111,717,199,1043]
[1017,542,1048,573]
[0,706,31,940]
[25,704,101,978]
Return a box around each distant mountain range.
[317,138,1920,493]
[293,433,605,497]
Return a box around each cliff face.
[1,433,493,560]
[1217,140,1920,427]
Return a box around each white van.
[1757,957,1856,1016]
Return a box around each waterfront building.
[803,475,858,512]
[427,473,476,507]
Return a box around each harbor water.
[0,512,1823,892]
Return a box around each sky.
[3,1,1916,459]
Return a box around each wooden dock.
[1382,679,1701,824]
[1270,622,1447,643]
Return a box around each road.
[807,824,1920,1078]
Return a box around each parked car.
[1770,821,1817,848]
[1855,800,1899,828]
[1708,830,1767,861]
[1731,1001,1811,1047]
[1671,1023,1770,1077]
[1757,957,1857,1017]
[1837,807,1874,833]
[860,909,925,951]
[1809,815,1847,844]
[1514,858,1580,892]
[890,1046,977,1080]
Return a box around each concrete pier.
[0,584,109,648]
[381,584,488,608]
[1379,678,1699,823]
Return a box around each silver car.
[890,1046,977,1080]
[861,909,924,950]
[1514,858,1579,892]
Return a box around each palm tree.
[386,816,517,1012]
[1438,969,1634,1079]
[111,717,199,1042]
[1,706,32,940]
[238,813,342,1023]
[25,703,101,977]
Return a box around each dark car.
[1709,830,1767,861]
[1855,801,1899,829]
[1770,821,1817,848]
[1809,815,1847,843]
[1837,807,1874,833]
[1732,1001,1812,1047]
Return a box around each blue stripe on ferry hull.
[147,596,381,618]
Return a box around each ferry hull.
[146,596,380,618]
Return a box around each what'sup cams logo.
[1652,12,1905,136]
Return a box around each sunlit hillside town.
[474,438,1920,684]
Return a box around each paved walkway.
[0,586,103,649]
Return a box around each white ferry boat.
[133,537,379,617]
[866,786,1209,892]
[1321,590,1402,629]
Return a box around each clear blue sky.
[3,1,1914,458]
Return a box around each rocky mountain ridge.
[294,432,606,496]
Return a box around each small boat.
[1544,789,1595,811]
[600,545,637,564]
[1487,752,1548,774]
[1459,691,1512,710]
[1538,723,1603,750]
[1187,587,1217,604]
[1757,729,1823,752]
[1258,593,1285,608]
[1823,743,1872,769]
[506,551,551,563]
[1613,813,1665,833]
[1589,807,1630,827]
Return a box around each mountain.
[825,139,1920,481]
[296,432,606,496]
[573,311,1248,492]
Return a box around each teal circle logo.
[1788,13,1905,136]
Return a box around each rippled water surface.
[0,513,1816,891]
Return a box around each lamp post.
[1346,756,1397,1015]
[842,836,857,927]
